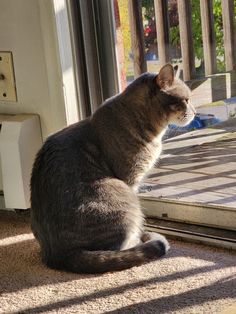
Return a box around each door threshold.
[145,218,236,250]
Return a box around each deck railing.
[127,0,236,106]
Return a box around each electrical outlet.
[0,52,17,102]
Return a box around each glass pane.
[112,0,236,229]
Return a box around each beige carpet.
[0,210,235,314]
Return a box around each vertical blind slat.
[79,0,103,112]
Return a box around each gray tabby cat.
[31,64,196,273]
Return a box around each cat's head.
[156,64,196,127]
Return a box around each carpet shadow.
[1,211,235,298]
[0,210,31,240]
[0,238,99,295]
[10,264,235,313]
[106,276,236,313]
[1,233,235,296]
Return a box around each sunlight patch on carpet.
[0,233,34,246]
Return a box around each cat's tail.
[46,234,170,274]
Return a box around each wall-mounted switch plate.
[0,52,17,102]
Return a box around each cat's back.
[33,119,91,169]
[31,119,106,200]
[44,118,92,150]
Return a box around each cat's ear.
[156,64,174,89]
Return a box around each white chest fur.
[132,128,166,191]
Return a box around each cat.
[30,64,196,274]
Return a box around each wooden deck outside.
[126,1,236,236]
[128,0,236,106]
[139,119,236,231]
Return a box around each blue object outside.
[169,114,221,131]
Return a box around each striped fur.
[31,64,194,273]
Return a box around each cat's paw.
[142,231,170,253]
[153,233,170,253]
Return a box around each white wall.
[0,0,68,139]
[0,0,79,198]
